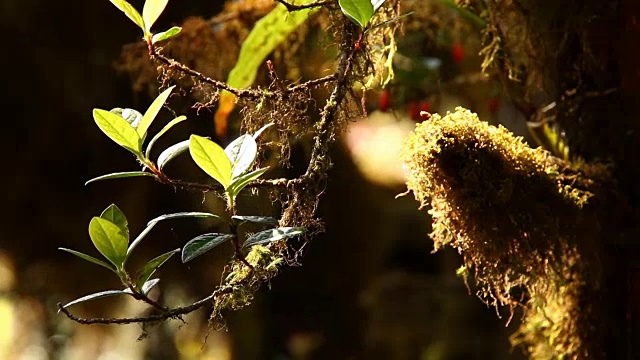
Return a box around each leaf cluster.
[110,0,182,45]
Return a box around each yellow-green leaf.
[339,0,374,28]
[100,204,129,241]
[151,26,182,44]
[142,0,169,33]
[93,109,142,155]
[145,115,187,158]
[214,0,316,136]
[109,0,145,31]
[88,217,129,269]
[139,86,175,141]
[189,135,232,188]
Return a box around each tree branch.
[58,284,236,325]
[274,0,336,12]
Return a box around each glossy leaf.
[339,0,374,28]
[252,123,274,140]
[110,108,143,128]
[146,212,222,227]
[142,0,169,33]
[151,26,182,44]
[225,134,258,179]
[88,217,128,269]
[61,290,133,309]
[138,86,175,140]
[157,139,189,170]
[231,215,277,226]
[145,115,187,158]
[371,0,385,11]
[140,278,160,295]
[227,167,268,198]
[189,135,232,188]
[135,249,179,290]
[126,222,157,257]
[58,248,116,272]
[100,204,128,240]
[85,171,157,186]
[182,233,235,263]
[93,109,141,155]
[243,227,306,248]
[214,1,315,137]
[109,0,145,31]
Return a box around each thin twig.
[126,284,168,311]
[287,74,337,93]
[58,285,235,325]
[274,0,335,12]
[151,51,270,100]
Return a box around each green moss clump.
[211,245,283,322]
[402,107,601,359]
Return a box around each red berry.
[452,42,464,64]
[488,97,500,113]
[378,89,390,112]
[408,101,420,121]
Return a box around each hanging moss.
[402,107,607,359]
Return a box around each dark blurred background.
[0,0,526,359]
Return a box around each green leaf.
[138,86,175,141]
[215,1,316,123]
[100,204,129,240]
[145,115,187,158]
[58,248,116,272]
[225,134,258,179]
[139,278,160,295]
[151,26,182,44]
[339,0,374,28]
[142,0,169,33]
[110,108,143,128]
[189,135,233,188]
[226,1,315,91]
[231,215,277,226]
[88,217,128,269]
[93,109,142,155]
[243,227,306,248]
[227,167,268,199]
[126,222,157,258]
[157,139,189,170]
[181,233,235,263]
[146,212,222,227]
[85,171,157,186]
[252,123,274,140]
[61,290,133,310]
[135,249,179,290]
[109,0,145,31]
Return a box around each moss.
[402,107,603,359]
[211,245,283,323]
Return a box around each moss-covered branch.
[403,107,611,359]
